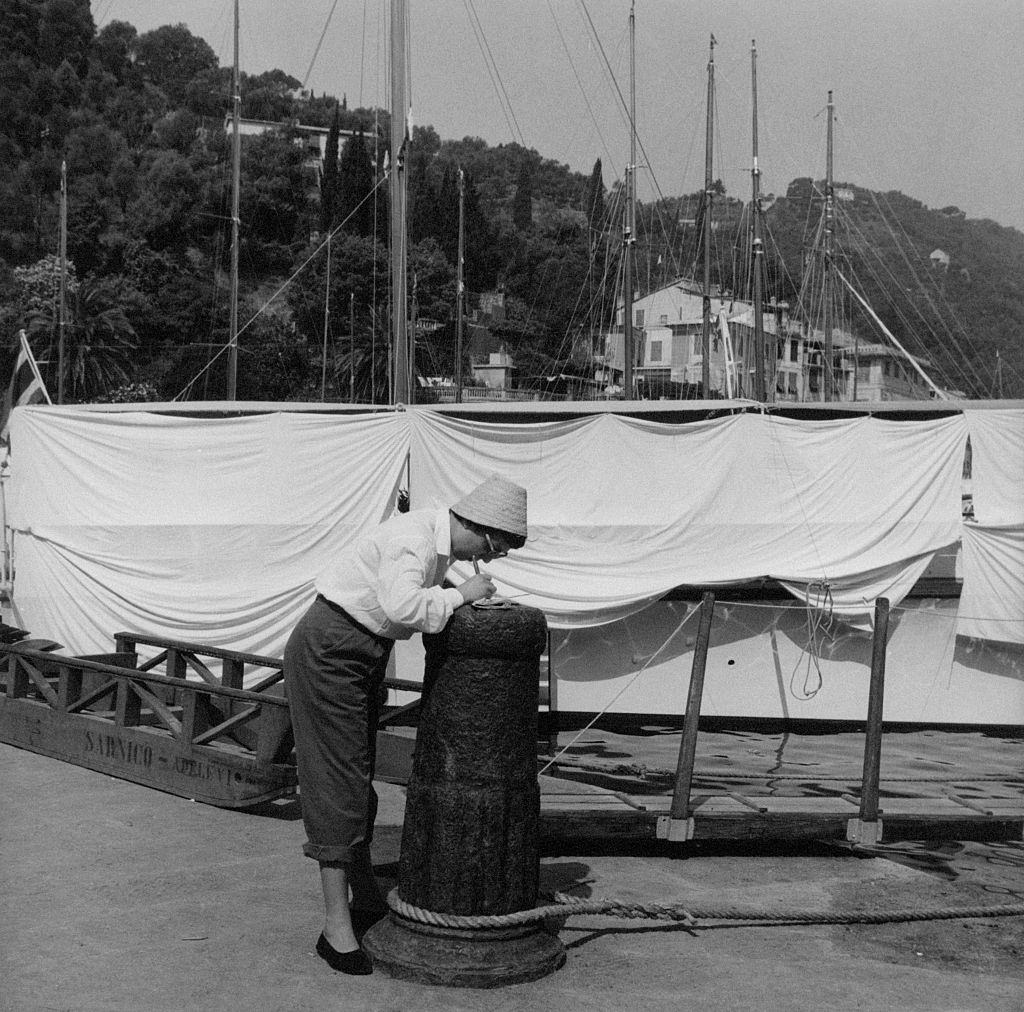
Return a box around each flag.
[1,330,51,445]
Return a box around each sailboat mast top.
[389,0,411,405]
[456,167,465,404]
[750,40,766,402]
[57,159,67,405]
[701,35,715,398]
[226,0,241,401]
[622,0,637,400]
[824,89,835,402]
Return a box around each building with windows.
[601,278,934,402]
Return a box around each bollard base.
[363,913,566,988]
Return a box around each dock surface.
[4,740,1024,1011]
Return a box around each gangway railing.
[1,636,295,807]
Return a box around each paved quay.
[3,742,1023,1012]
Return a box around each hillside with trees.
[1,1,1021,401]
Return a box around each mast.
[823,89,835,401]
[750,40,766,402]
[349,292,355,402]
[622,0,637,399]
[320,232,331,400]
[226,0,241,400]
[57,159,67,405]
[389,0,411,404]
[700,36,715,398]
[455,167,465,403]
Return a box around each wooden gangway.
[0,632,296,807]
[538,595,1024,846]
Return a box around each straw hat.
[452,473,528,538]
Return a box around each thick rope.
[386,888,1024,931]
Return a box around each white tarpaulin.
[10,402,1018,659]
[959,523,1024,644]
[408,410,966,627]
[8,408,408,657]
[964,408,1024,524]
[959,408,1024,643]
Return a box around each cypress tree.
[320,103,340,231]
[584,158,605,234]
[512,161,533,232]
[338,131,376,236]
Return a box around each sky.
[94,1,1024,232]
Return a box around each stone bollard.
[364,604,565,987]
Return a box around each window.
[857,364,871,382]
[789,340,799,362]
[787,373,798,394]
[659,314,668,324]
[635,309,645,327]
[649,340,662,362]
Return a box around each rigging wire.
[173,173,391,401]
[462,0,526,147]
[302,0,341,90]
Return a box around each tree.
[133,24,219,107]
[512,161,533,231]
[238,129,309,271]
[320,104,341,231]
[584,158,604,235]
[24,273,137,401]
[336,132,376,237]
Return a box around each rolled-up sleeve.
[377,539,464,633]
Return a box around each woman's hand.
[458,572,496,604]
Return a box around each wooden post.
[8,655,30,698]
[180,688,213,746]
[667,593,715,831]
[58,663,83,710]
[221,658,245,690]
[848,597,889,845]
[365,605,565,986]
[859,597,889,823]
[115,677,141,727]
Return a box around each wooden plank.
[247,669,284,694]
[221,658,245,690]
[193,704,260,747]
[132,681,183,737]
[5,647,291,709]
[180,689,213,745]
[115,679,142,727]
[669,592,715,820]
[540,808,659,840]
[7,655,30,698]
[66,678,118,714]
[859,597,889,824]
[58,664,83,710]
[111,632,282,670]
[0,703,296,808]
[165,648,187,680]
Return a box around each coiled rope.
[386,888,1024,930]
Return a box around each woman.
[283,473,528,974]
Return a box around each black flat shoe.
[351,908,387,936]
[316,933,372,975]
